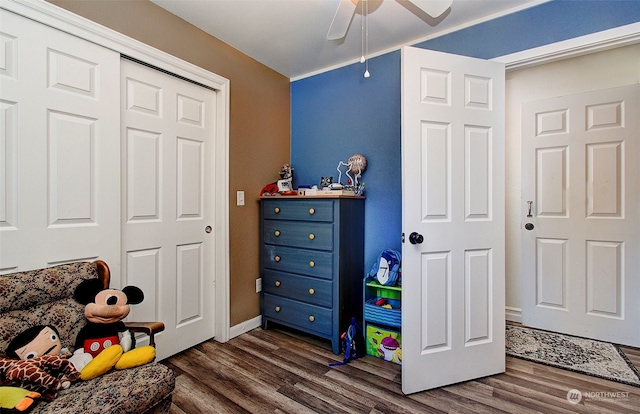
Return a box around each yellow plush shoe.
[80,345,123,380]
[115,346,155,370]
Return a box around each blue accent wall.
[291,0,640,270]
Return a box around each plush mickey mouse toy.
[73,279,155,380]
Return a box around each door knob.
[525,223,534,231]
[409,232,424,244]
[205,226,212,233]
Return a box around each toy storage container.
[363,276,402,364]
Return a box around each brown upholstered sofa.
[0,261,175,413]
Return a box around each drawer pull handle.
[309,316,315,322]
[275,306,281,312]
[309,261,315,267]
[309,208,315,215]
[274,255,281,262]
[274,230,281,237]
[309,288,315,295]
[274,207,280,214]
[309,233,315,240]
[275,281,281,287]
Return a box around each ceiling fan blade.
[407,0,453,18]
[327,0,357,40]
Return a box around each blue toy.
[329,317,361,366]
[368,249,401,286]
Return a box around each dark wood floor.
[162,327,640,414]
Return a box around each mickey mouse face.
[95,289,128,307]
[74,279,144,324]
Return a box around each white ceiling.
[151,0,546,80]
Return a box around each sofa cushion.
[30,362,175,414]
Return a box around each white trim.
[1,0,231,343]
[494,22,640,69]
[505,306,523,323]
[229,315,262,340]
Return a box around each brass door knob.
[275,306,281,312]
[309,208,315,215]
[309,261,315,267]
[309,288,315,295]
[274,207,280,214]
[274,230,281,237]
[275,281,281,287]
[274,255,281,262]
[309,233,315,240]
[308,316,315,322]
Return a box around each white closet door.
[121,59,217,359]
[0,10,120,273]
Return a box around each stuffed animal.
[0,356,79,401]
[73,279,155,380]
[6,325,92,373]
[7,325,66,361]
[0,386,41,412]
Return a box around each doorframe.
[1,0,231,343]
[494,21,640,70]
[493,21,640,322]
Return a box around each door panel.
[0,10,120,273]
[521,85,639,346]
[121,59,216,359]
[401,46,505,394]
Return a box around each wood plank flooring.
[161,327,640,414]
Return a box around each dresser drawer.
[262,245,333,279]
[263,270,332,307]
[263,293,332,335]
[262,199,333,222]
[263,220,333,250]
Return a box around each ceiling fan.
[327,0,454,40]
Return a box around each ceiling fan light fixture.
[328,0,454,78]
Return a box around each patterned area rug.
[506,325,640,387]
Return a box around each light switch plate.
[236,190,245,206]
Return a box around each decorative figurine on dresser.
[260,196,364,354]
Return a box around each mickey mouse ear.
[122,286,144,305]
[74,279,105,304]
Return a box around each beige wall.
[49,0,291,326]
[504,43,640,316]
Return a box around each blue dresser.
[260,197,364,354]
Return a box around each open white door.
[521,85,640,347]
[401,46,505,394]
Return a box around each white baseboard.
[505,306,522,323]
[228,315,262,340]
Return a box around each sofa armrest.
[124,322,165,347]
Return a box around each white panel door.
[401,46,505,394]
[121,59,216,359]
[521,85,640,346]
[0,10,120,273]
